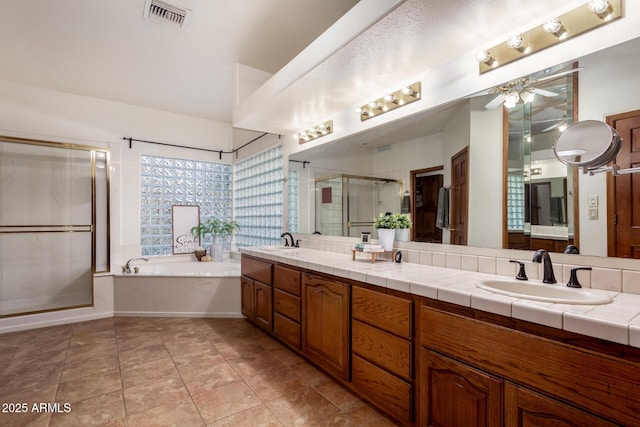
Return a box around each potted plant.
[393,213,412,242]
[373,212,398,251]
[191,218,240,261]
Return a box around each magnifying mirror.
[553,120,622,169]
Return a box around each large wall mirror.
[288,35,640,259]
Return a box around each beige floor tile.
[0,382,58,427]
[126,397,205,427]
[210,403,283,426]
[289,361,330,387]
[313,378,364,412]
[61,353,121,383]
[244,365,309,403]
[163,334,216,357]
[120,353,179,389]
[0,408,52,427]
[56,369,122,403]
[171,347,223,372]
[65,341,118,364]
[116,332,164,353]
[226,351,285,379]
[211,337,265,359]
[0,361,64,399]
[118,343,171,370]
[192,380,262,424]
[265,387,341,426]
[48,390,126,427]
[123,375,189,415]
[2,344,68,376]
[180,360,241,396]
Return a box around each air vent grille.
[144,0,191,29]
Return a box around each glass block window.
[140,155,233,256]
[507,173,525,231]
[288,170,299,233]
[235,146,283,247]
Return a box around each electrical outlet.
[588,195,599,207]
[588,207,599,220]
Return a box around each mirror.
[554,120,622,168]
[505,64,576,253]
[288,35,640,258]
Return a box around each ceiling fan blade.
[530,88,559,97]
[484,94,505,109]
[542,122,562,132]
[535,67,584,82]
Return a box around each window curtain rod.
[123,132,270,160]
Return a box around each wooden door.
[254,281,272,331]
[240,276,255,321]
[608,111,640,258]
[302,273,350,380]
[505,383,618,427]
[412,170,443,242]
[420,348,503,427]
[450,147,469,245]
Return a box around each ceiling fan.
[484,67,582,110]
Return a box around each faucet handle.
[567,267,592,288]
[509,260,528,281]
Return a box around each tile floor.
[0,317,397,426]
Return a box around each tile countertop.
[240,247,640,349]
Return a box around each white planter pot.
[395,228,410,242]
[211,238,223,262]
[377,228,396,251]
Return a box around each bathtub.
[114,259,241,318]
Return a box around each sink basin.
[260,245,299,252]
[476,279,613,305]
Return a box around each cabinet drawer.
[241,257,272,285]
[274,288,301,322]
[274,312,301,349]
[352,354,412,425]
[352,320,411,381]
[352,286,412,339]
[274,265,301,296]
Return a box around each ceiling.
[0,0,358,123]
[0,0,592,144]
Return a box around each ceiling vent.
[143,0,191,29]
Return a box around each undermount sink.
[260,245,299,252]
[476,279,613,305]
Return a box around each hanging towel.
[436,187,450,229]
[401,191,410,214]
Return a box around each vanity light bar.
[296,120,333,145]
[477,0,622,74]
[356,82,421,121]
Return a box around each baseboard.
[114,311,244,318]
[0,311,114,334]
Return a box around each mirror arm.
[586,165,640,176]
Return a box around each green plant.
[393,213,412,229]
[191,218,240,243]
[373,212,398,229]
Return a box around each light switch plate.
[588,207,599,220]
[588,195,599,207]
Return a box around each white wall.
[0,79,233,330]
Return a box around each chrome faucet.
[532,249,556,284]
[280,232,296,247]
[124,257,149,273]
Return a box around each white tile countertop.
[240,247,640,348]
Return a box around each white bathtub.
[114,259,241,318]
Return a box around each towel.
[401,191,410,214]
[436,187,449,229]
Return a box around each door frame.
[450,146,469,245]
[410,166,444,241]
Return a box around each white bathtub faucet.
[124,257,149,273]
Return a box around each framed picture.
[172,205,200,254]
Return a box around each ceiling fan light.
[558,123,568,132]
[521,90,535,103]
[504,92,520,107]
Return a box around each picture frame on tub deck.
[172,205,200,254]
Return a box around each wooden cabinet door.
[302,273,350,380]
[240,276,254,321]
[420,348,503,427]
[254,281,272,332]
[505,383,619,427]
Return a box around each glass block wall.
[235,146,283,247]
[507,173,525,230]
[288,170,299,233]
[140,155,233,256]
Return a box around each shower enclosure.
[314,174,402,237]
[0,136,109,317]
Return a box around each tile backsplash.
[296,235,639,295]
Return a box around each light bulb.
[521,90,535,103]
[507,35,523,50]
[383,94,395,103]
[504,92,520,108]
[543,18,566,38]
[476,50,491,63]
[354,107,363,114]
[558,123,568,132]
[589,0,611,18]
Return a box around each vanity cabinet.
[351,285,414,424]
[302,272,350,380]
[273,265,302,349]
[241,256,273,332]
[420,301,635,426]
